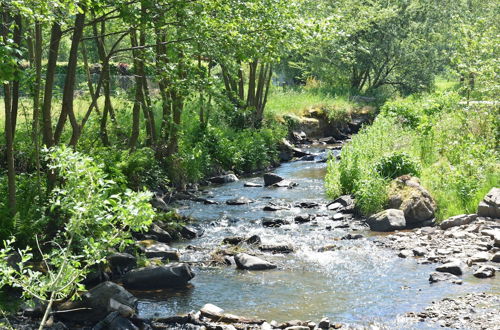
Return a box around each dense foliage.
[326,92,499,218]
[0,0,498,325]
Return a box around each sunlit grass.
[266,88,357,119]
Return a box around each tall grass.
[266,88,355,119]
[326,91,499,221]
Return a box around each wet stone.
[226,196,254,205]
[294,214,316,224]
[262,218,290,228]
[473,266,495,278]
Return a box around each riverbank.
[2,137,499,330]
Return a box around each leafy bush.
[0,147,155,327]
[374,152,420,179]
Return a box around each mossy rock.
[388,175,436,225]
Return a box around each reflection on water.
[137,148,499,325]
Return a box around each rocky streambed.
[5,140,499,330]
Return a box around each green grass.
[326,90,500,221]
[266,88,357,119]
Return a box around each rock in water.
[123,264,194,290]
[234,253,277,270]
[259,244,294,254]
[440,214,477,230]
[366,209,406,232]
[387,176,436,226]
[144,242,180,261]
[262,218,290,227]
[477,187,500,218]
[244,182,263,187]
[294,214,315,224]
[435,260,465,276]
[473,266,495,278]
[209,174,239,184]
[107,253,137,276]
[226,196,254,205]
[263,173,284,186]
[429,272,462,284]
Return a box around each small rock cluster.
[405,293,500,329]
[376,215,499,281]
[151,303,343,330]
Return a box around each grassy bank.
[325,91,499,220]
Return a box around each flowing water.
[136,146,499,327]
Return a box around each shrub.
[0,147,155,328]
[374,152,421,179]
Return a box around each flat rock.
[209,174,239,184]
[473,265,495,278]
[262,218,290,227]
[234,253,277,270]
[259,244,294,254]
[429,272,463,284]
[144,243,180,261]
[440,214,478,230]
[263,203,289,211]
[226,196,254,205]
[244,182,263,187]
[435,260,465,276]
[295,201,320,208]
[366,209,406,232]
[468,251,491,263]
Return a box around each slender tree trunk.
[246,61,258,108]
[156,31,171,145]
[1,8,16,215]
[41,22,62,149]
[55,10,86,146]
[128,31,143,150]
[32,21,43,179]
[10,15,22,137]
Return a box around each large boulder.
[123,264,195,290]
[263,173,284,186]
[440,214,477,230]
[477,187,500,218]
[388,176,436,226]
[366,209,406,232]
[234,253,277,270]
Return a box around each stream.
[135,145,498,328]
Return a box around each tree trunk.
[1,8,16,215]
[246,61,258,108]
[41,22,62,149]
[55,10,86,146]
[32,21,43,178]
[128,31,143,150]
